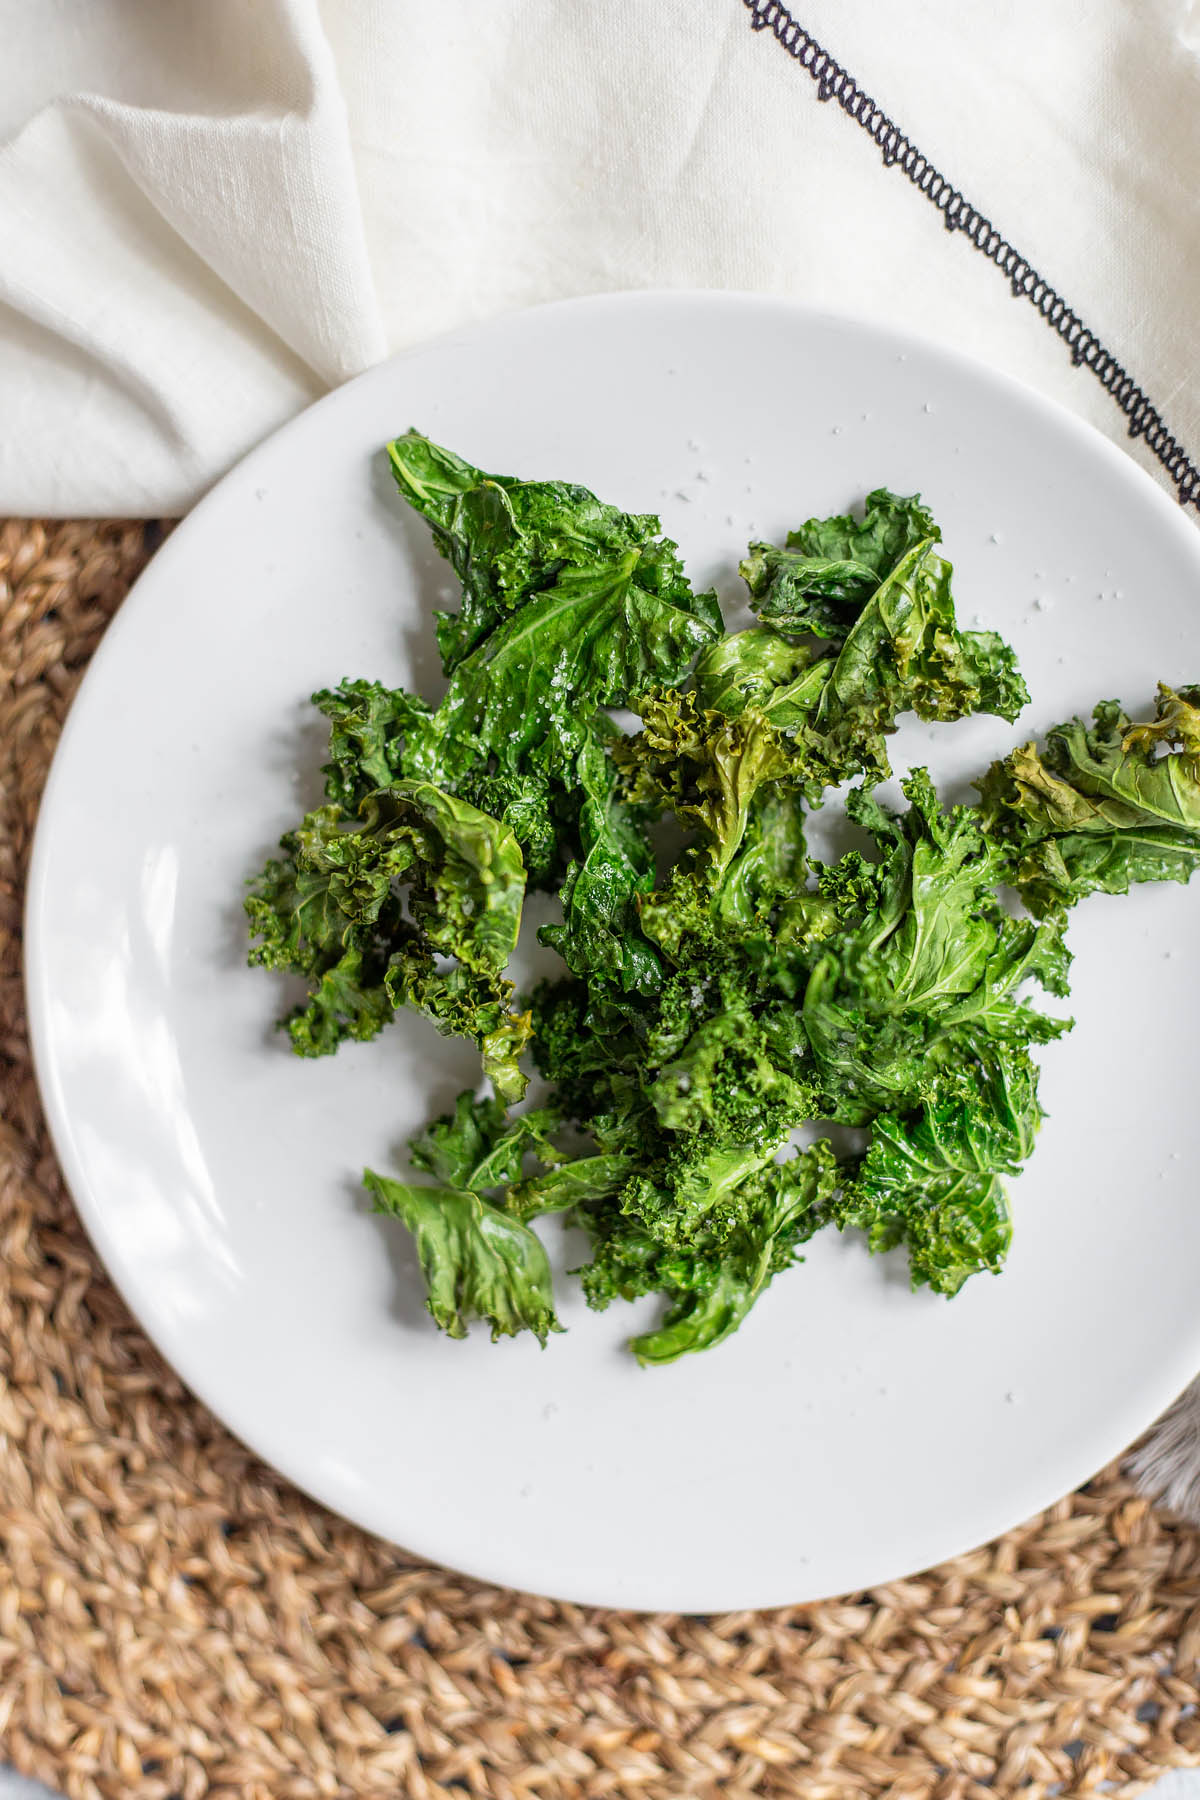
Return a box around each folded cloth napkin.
[2,0,1199,1500]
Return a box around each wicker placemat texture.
[2,518,1200,1800]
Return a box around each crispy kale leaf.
[367,1175,560,1343]
[408,1087,561,1191]
[538,728,662,993]
[812,537,1026,729]
[629,1139,840,1364]
[720,768,1066,1299]
[741,489,1027,739]
[742,487,940,638]
[791,771,1070,1124]
[314,679,432,810]
[403,546,722,789]
[693,626,830,723]
[525,965,843,1360]
[365,1088,564,1343]
[389,430,720,889]
[690,531,1025,808]
[388,431,708,675]
[615,690,810,959]
[246,780,531,1099]
[388,429,722,778]
[979,684,1200,913]
[833,1047,1039,1295]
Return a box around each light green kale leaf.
[366,1087,568,1343]
[692,626,831,724]
[407,1088,562,1192]
[365,1171,560,1343]
[505,1152,638,1220]
[620,689,799,865]
[979,684,1200,913]
[615,689,815,960]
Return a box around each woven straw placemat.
[3,518,1200,1800]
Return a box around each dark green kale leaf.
[695,553,1025,804]
[403,547,722,792]
[630,1139,840,1364]
[741,487,939,639]
[246,779,531,1099]
[800,538,1027,745]
[570,1137,839,1364]
[833,1046,1041,1294]
[314,678,432,810]
[454,767,568,888]
[538,729,662,994]
[388,430,685,674]
[528,974,650,1153]
[978,684,1200,913]
[771,846,888,952]
[791,771,1069,1123]
[387,431,721,887]
[532,967,834,1362]
[627,978,820,1245]
[407,1088,561,1192]
[741,491,1027,756]
[841,770,1011,1014]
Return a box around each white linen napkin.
[2,0,1200,521]
[2,0,1198,1506]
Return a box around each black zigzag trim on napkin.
[744,0,1200,513]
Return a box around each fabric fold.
[0,0,382,513]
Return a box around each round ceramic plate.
[26,292,1200,1610]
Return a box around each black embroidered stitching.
[743,0,1200,512]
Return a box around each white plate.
[26,292,1200,1611]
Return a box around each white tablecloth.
[0,0,1198,516]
